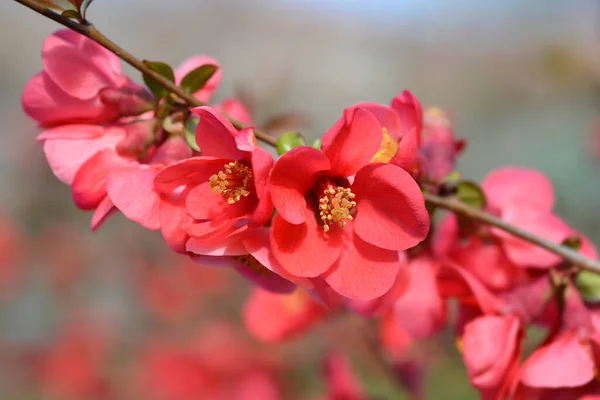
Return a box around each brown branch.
[13,1,600,276]
[424,193,600,274]
[13,0,277,147]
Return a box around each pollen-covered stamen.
[318,185,356,232]
[371,127,399,163]
[209,161,254,204]
[233,254,270,277]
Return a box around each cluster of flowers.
[22,29,600,398]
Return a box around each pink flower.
[385,255,447,344]
[482,167,593,268]
[435,213,527,292]
[22,30,150,127]
[460,314,522,400]
[269,106,430,300]
[135,323,282,400]
[359,91,465,182]
[243,287,329,342]
[155,106,273,256]
[515,287,600,399]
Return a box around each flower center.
[233,254,270,277]
[371,128,398,163]
[209,161,254,204]
[315,179,356,232]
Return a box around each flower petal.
[482,167,554,213]
[271,212,342,277]
[42,30,119,99]
[496,208,570,268]
[106,165,162,230]
[154,157,229,195]
[243,288,327,342]
[186,182,255,222]
[462,315,521,388]
[269,146,331,224]
[71,149,128,210]
[392,255,446,339]
[40,125,123,184]
[159,200,191,254]
[520,332,595,389]
[353,163,429,251]
[90,196,116,231]
[390,90,423,141]
[353,102,403,139]
[321,106,383,177]
[390,127,419,173]
[192,106,247,159]
[324,228,400,300]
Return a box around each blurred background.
[1,0,600,398]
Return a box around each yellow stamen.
[371,127,398,163]
[209,161,254,204]
[318,185,356,232]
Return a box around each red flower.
[155,106,273,256]
[269,106,429,300]
[243,287,329,342]
[358,90,465,182]
[22,30,150,128]
[482,167,596,268]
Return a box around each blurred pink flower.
[22,29,150,127]
[243,287,329,342]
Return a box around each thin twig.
[13,0,278,147]
[424,193,600,274]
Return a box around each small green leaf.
[184,117,200,152]
[61,9,80,19]
[311,138,322,150]
[142,61,175,98]
[456,181,486,209]
[276,132,305,155]
[576,270,600,303]
[179,65,218,94]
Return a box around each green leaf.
[179,65,218,94]
[456,181,486,209]
[276,132,305,155]
[61,9,80,19]
[576,270,600,303]
[311,138,322,150]
[142,61,175,98]
[184,117,200,152]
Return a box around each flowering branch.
[12,0,278,147]
[424,192,600,273]
[15,0,600,276]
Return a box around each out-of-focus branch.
[424,193,600,274]
[13,0,277,147]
